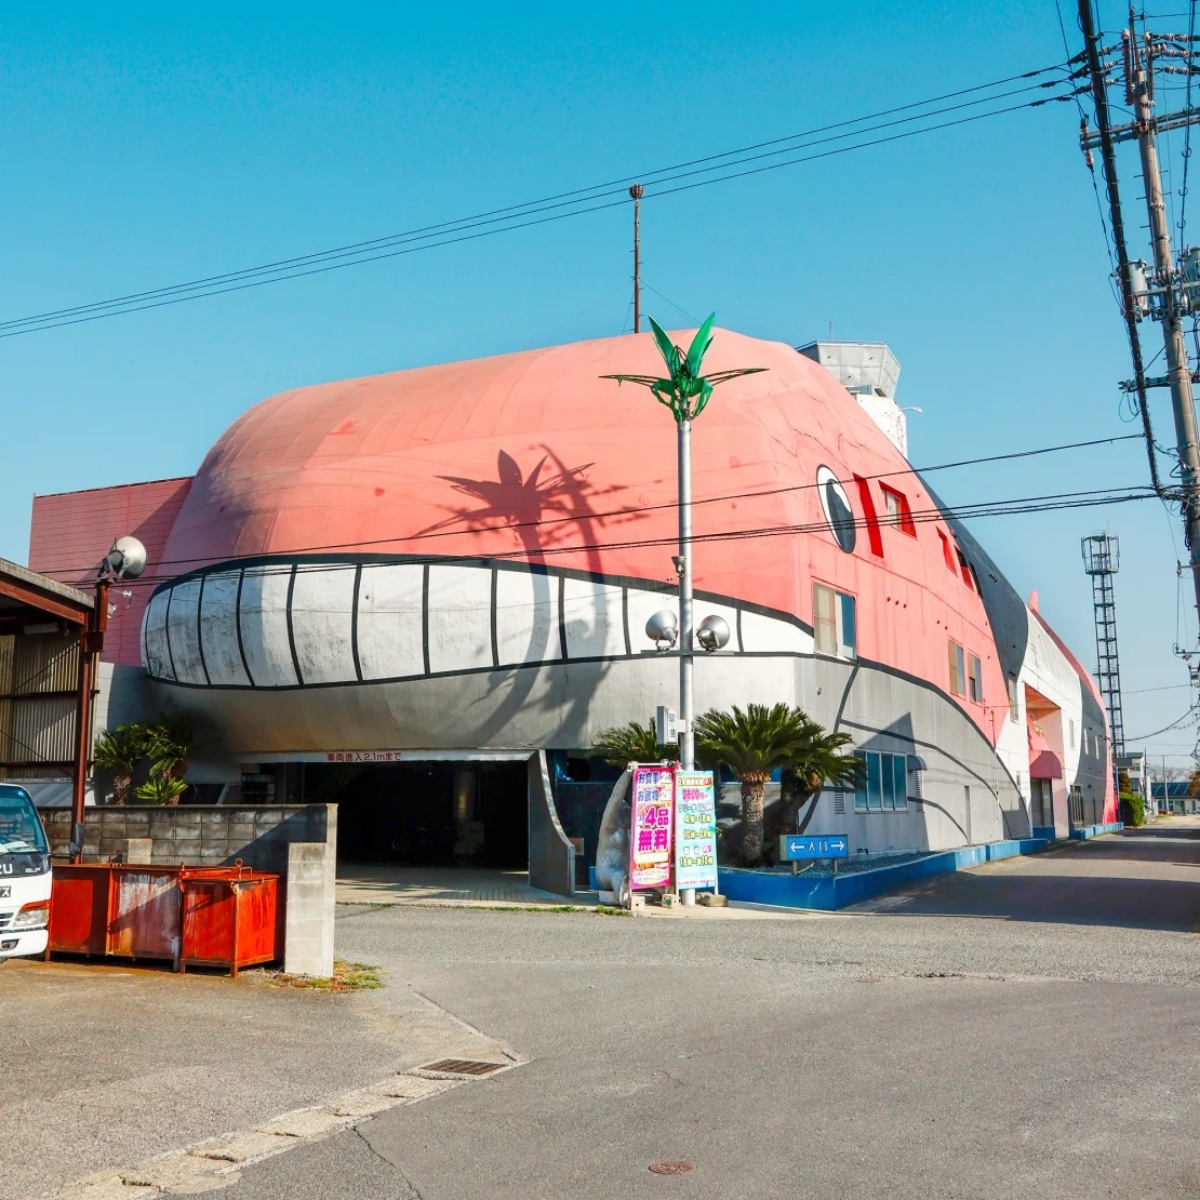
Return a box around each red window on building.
[956,550,975,591]
[937,529,957,572]
[880,483,917,536]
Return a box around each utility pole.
[1080,4,1200,649]
[1125,16,1200,626]
[630,184,643,333]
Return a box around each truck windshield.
[0,787,48,855]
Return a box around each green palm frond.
[591,719,677,768]
[648,316,682,376]
[695,704,863,788]
[602,312,766,422]
[93,725,150,773]
[134,774,188,804]
[685,312,716,376]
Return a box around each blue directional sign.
[780,834,849,861]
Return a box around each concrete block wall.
[40,805,332,873]
[39,804,339,978]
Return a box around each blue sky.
[2,1,1197,765]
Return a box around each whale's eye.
[816,466,856,554]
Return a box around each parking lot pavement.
[218,829,1200,1200]
[10,823,1200,1200]
[0,954,508,1200]
[851,817,1200,931]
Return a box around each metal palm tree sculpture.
[599,312,766,810]
[602,313,764,422]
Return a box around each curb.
[715,835,1059,911]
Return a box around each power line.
[0,67,1072,333]
[32,432,1147,579]
[63,481,1156,591]
[0,73,1080,339]
[1126,709,1198,739]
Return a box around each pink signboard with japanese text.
[674,770,718,890]
[630,765,675,890]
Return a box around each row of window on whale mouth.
[141,558,815,690]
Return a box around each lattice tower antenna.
[1082,533,1126,757]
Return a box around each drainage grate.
[416,1058,508,1077]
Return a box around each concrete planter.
[717,836,1055,911]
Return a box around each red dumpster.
[48,861,281,976]
[47,864,110,956]
[108,867,184,964]
[180,866,281,977]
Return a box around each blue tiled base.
[717,836,1056,911]
[1070,821,1124,840]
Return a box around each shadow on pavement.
[868,870,1200,932]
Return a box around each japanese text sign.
[630,766,675,890]
[674,770,718,890]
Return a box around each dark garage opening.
[301,760,529,868]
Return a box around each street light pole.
[603,314,764,905]
[676,415,696,905]
[677,416,694,775]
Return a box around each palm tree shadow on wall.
[419,447,657,743]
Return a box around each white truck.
[0,784,52,960]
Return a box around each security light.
[645,610,678,651]
[696,615,730,653]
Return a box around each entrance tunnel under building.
[295,760,529,868]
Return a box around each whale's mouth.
[141,554,813,690]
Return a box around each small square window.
[894,755,909,811]
[839,591,857,660]
[814,582,857,661]
[854,751,910,814]
[814,583,837,656]
[967,654,983,702]
[949,640,965,695]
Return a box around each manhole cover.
[649,1161,696,1176]
[417,1058,508,1077]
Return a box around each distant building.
[1151,780,1199,815]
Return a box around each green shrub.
[1120,791,1145,827]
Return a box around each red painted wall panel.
[29,477,193,666]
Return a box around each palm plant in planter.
[694,703,819,866]
[93,724,150,805]
[592,719,678,768]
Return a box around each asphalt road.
[220,820,1200,1200]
